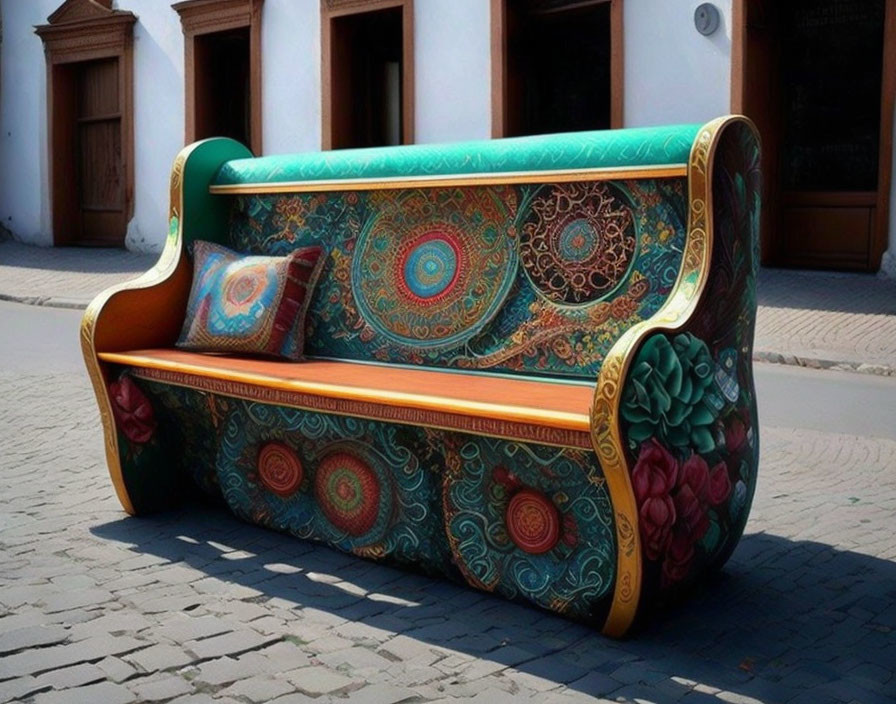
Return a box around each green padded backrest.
[214,125,701,380]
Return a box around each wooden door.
[738,0,892,271]
[75,58,126,246]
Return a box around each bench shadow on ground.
[92,506,896,702]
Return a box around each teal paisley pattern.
[214,124,700,186]
[442,437,616,620]
[229,177,688,379]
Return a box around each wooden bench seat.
[98,349,595,448]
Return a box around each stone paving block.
[0,675,50,703]
[191,652,269,687]
[567,671,619,698]
[35,662,107,689]
[0,624,69,654]
[256,641,311,674]
[40,588,113,613]
[168,695,219,704]
[154,614,233,644]
[138,594,204,614]
[284,665,358,695]
[318,645,394,673]
[270,693,318,704]
[0,635,145,679]
[343,681,418,704]
[127,674,193,701]
[305,633,357,654]
[219,675,295,702]
[379,634,436,663]
[67,612,153,640]
[0,611,52,634]
[96,656,139,683]
[126,644,194,673]
[467,685,530,703]
[32,680,136,704]
[186,628,277,660]
[502,668,564,693]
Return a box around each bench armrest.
[591,116,762,636]
[81,137,252,514]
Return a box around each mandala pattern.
[213,400,449,564]
[442,438,616,620]
[351,188,518,349]
[315,450,381,536]
[228,178,687,378]
[506,489,561,555]
[520,182,637,305]
[257,442,303,497]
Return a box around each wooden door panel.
[782,207,872,269]
[76,57,126,246]
[78,58,119,118]
[78,119,123,210]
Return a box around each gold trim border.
[208,164,688,194]
[79,141,200,516]
[591,116,756,637]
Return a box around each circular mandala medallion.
[222,264,269,316]
[257,442,303,497]
[399,233,461,302]
[520,182,637,305]
[506,489,561,554]
[352,189,517,349]
[315,451,381,536]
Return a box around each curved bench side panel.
[81,138,251,514]
[591,116,761,636]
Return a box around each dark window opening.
[329,7,404,149]
[194,27,251,147]
[505,0,611,137]
[779,0,885,192]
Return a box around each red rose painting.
[632,439,679,560]
[108,376,156,444]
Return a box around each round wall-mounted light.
[694,3,721,36]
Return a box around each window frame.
[173,0,264,156]
[490,0,624,137]
[320,0,415,150]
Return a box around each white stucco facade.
[1,0,894,268]
[623,0,733,127]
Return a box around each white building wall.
[0,0,56,246]
[261,0,320,156]
[884,116,896,277]
[623,0,733,127]
[415,0,491,144]
[126,0,184,252]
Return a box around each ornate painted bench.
[81,116,761,637]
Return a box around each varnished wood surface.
[97,348,595,433]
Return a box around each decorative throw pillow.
[177,240,324,360]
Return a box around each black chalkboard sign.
[780,0,885,192]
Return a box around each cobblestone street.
[1,308,895,703]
